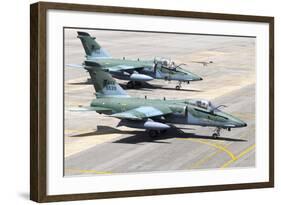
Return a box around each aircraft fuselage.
[87,58,202,82]
[90,97,247,129]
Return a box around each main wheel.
[176,85,181,90]
[148,130,159,138]
[135,81,142,87]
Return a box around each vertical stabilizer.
[85,61,130,98]
[77,31,111,59]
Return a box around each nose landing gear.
[212,127,221,138]
[175,81,182,90]
[175,81,189,90]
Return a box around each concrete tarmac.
[64,29,255,176]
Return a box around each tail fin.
[85,61,130,98]
[77,31,111,59]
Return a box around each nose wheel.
[176,81,182,90]
[175,81,189,90]
[212,127,221,138]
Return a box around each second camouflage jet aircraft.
[69,31,202,90]
[77,62,247,138]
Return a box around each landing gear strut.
[212,127,221,138]
[126,81,135,89]
[176,81,182,90]
[175,81,189,90]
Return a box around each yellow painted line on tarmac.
[189,149,222,169]
[64,133,121,157]
[220,144,255,168]
[177,138,237,160]
[186,132,250,169]
[66,168,112,175]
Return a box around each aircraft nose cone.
[236,121,247,128]
[227,115,247,128]
[219,111,247,128]
[194,75,203,81]
[185,71,202,81]
[191,76,203,81]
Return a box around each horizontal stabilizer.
[69,106,112,112]
[66,64,84,69]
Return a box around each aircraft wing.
[107,65,144,72]
[111,106,172,120]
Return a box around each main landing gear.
[126,81,142,89]
[147,129,168,138]
[148,130,159,138]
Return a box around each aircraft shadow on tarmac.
[68,81,92,85]
[69,125,247,144]
[120,82,203,92]
[67,80,202,92]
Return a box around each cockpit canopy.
[196,99,212,110]
[154,57,176,70]
[187,99,214,111]
[186,99,226,114]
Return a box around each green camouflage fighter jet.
[68,31,202,90]
[76,63,247,138]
